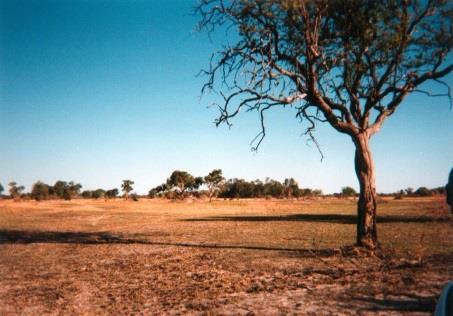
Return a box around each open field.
[0,197,452,315]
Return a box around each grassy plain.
[0,197,452,315]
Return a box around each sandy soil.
[0,198,452,315]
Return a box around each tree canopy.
[31,181,51,201]
[52,181,82,200]
[166,170,203,197]
[342,186,358,196]
[204,169,225,201]
[8,182,25,199]
[105,188,119,199]
[198,0,452,148]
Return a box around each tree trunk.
[352,132,378,249]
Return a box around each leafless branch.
[198,0,453,150]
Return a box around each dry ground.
[0,197,452,315]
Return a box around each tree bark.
[352,132,378,249]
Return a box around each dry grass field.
[0,197,452,315]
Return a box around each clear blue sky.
[1,0,452,194]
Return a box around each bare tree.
[197,0,452,249]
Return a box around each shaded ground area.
[183,213,452,224]
[0,229,338,256]
[0,198,452,314]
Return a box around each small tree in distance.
[198,0,453,249]
[105,188,119,199]
[167,171,201,199]
[122,180,134,200]
[342,186,358,197]
[8,182,25,200]
[92,189,106,199]
[204,169,225,201]
[31,181,51,201]
[283,178,300,198]
[52,180,82,200]
[53,181,67,199]
[81,190,93,199]
[414,187,432,197]
[0,183,4,197]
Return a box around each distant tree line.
[218,178,322,199]
[0,173,447,202]
[0,179,138,201]
[148,169,322,200]
[386,187,446,200]
[30,180,82,201]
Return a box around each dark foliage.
[105,188,119,199]
[30,181,51,201]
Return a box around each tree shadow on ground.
[0,229,338,257]
[182,213,452,224]
[349,294,437,313]
[0,230,134,244]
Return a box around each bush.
[148,189,158,198]
[53,181,82,199]
[31,181,50,201]
[62,189,72,200]
[92,189,106,199]
[81,190,93,199]
[414,187,432,197]
[341,186,357,196]
[105,188,119,199]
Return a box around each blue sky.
[0,0,452,194]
